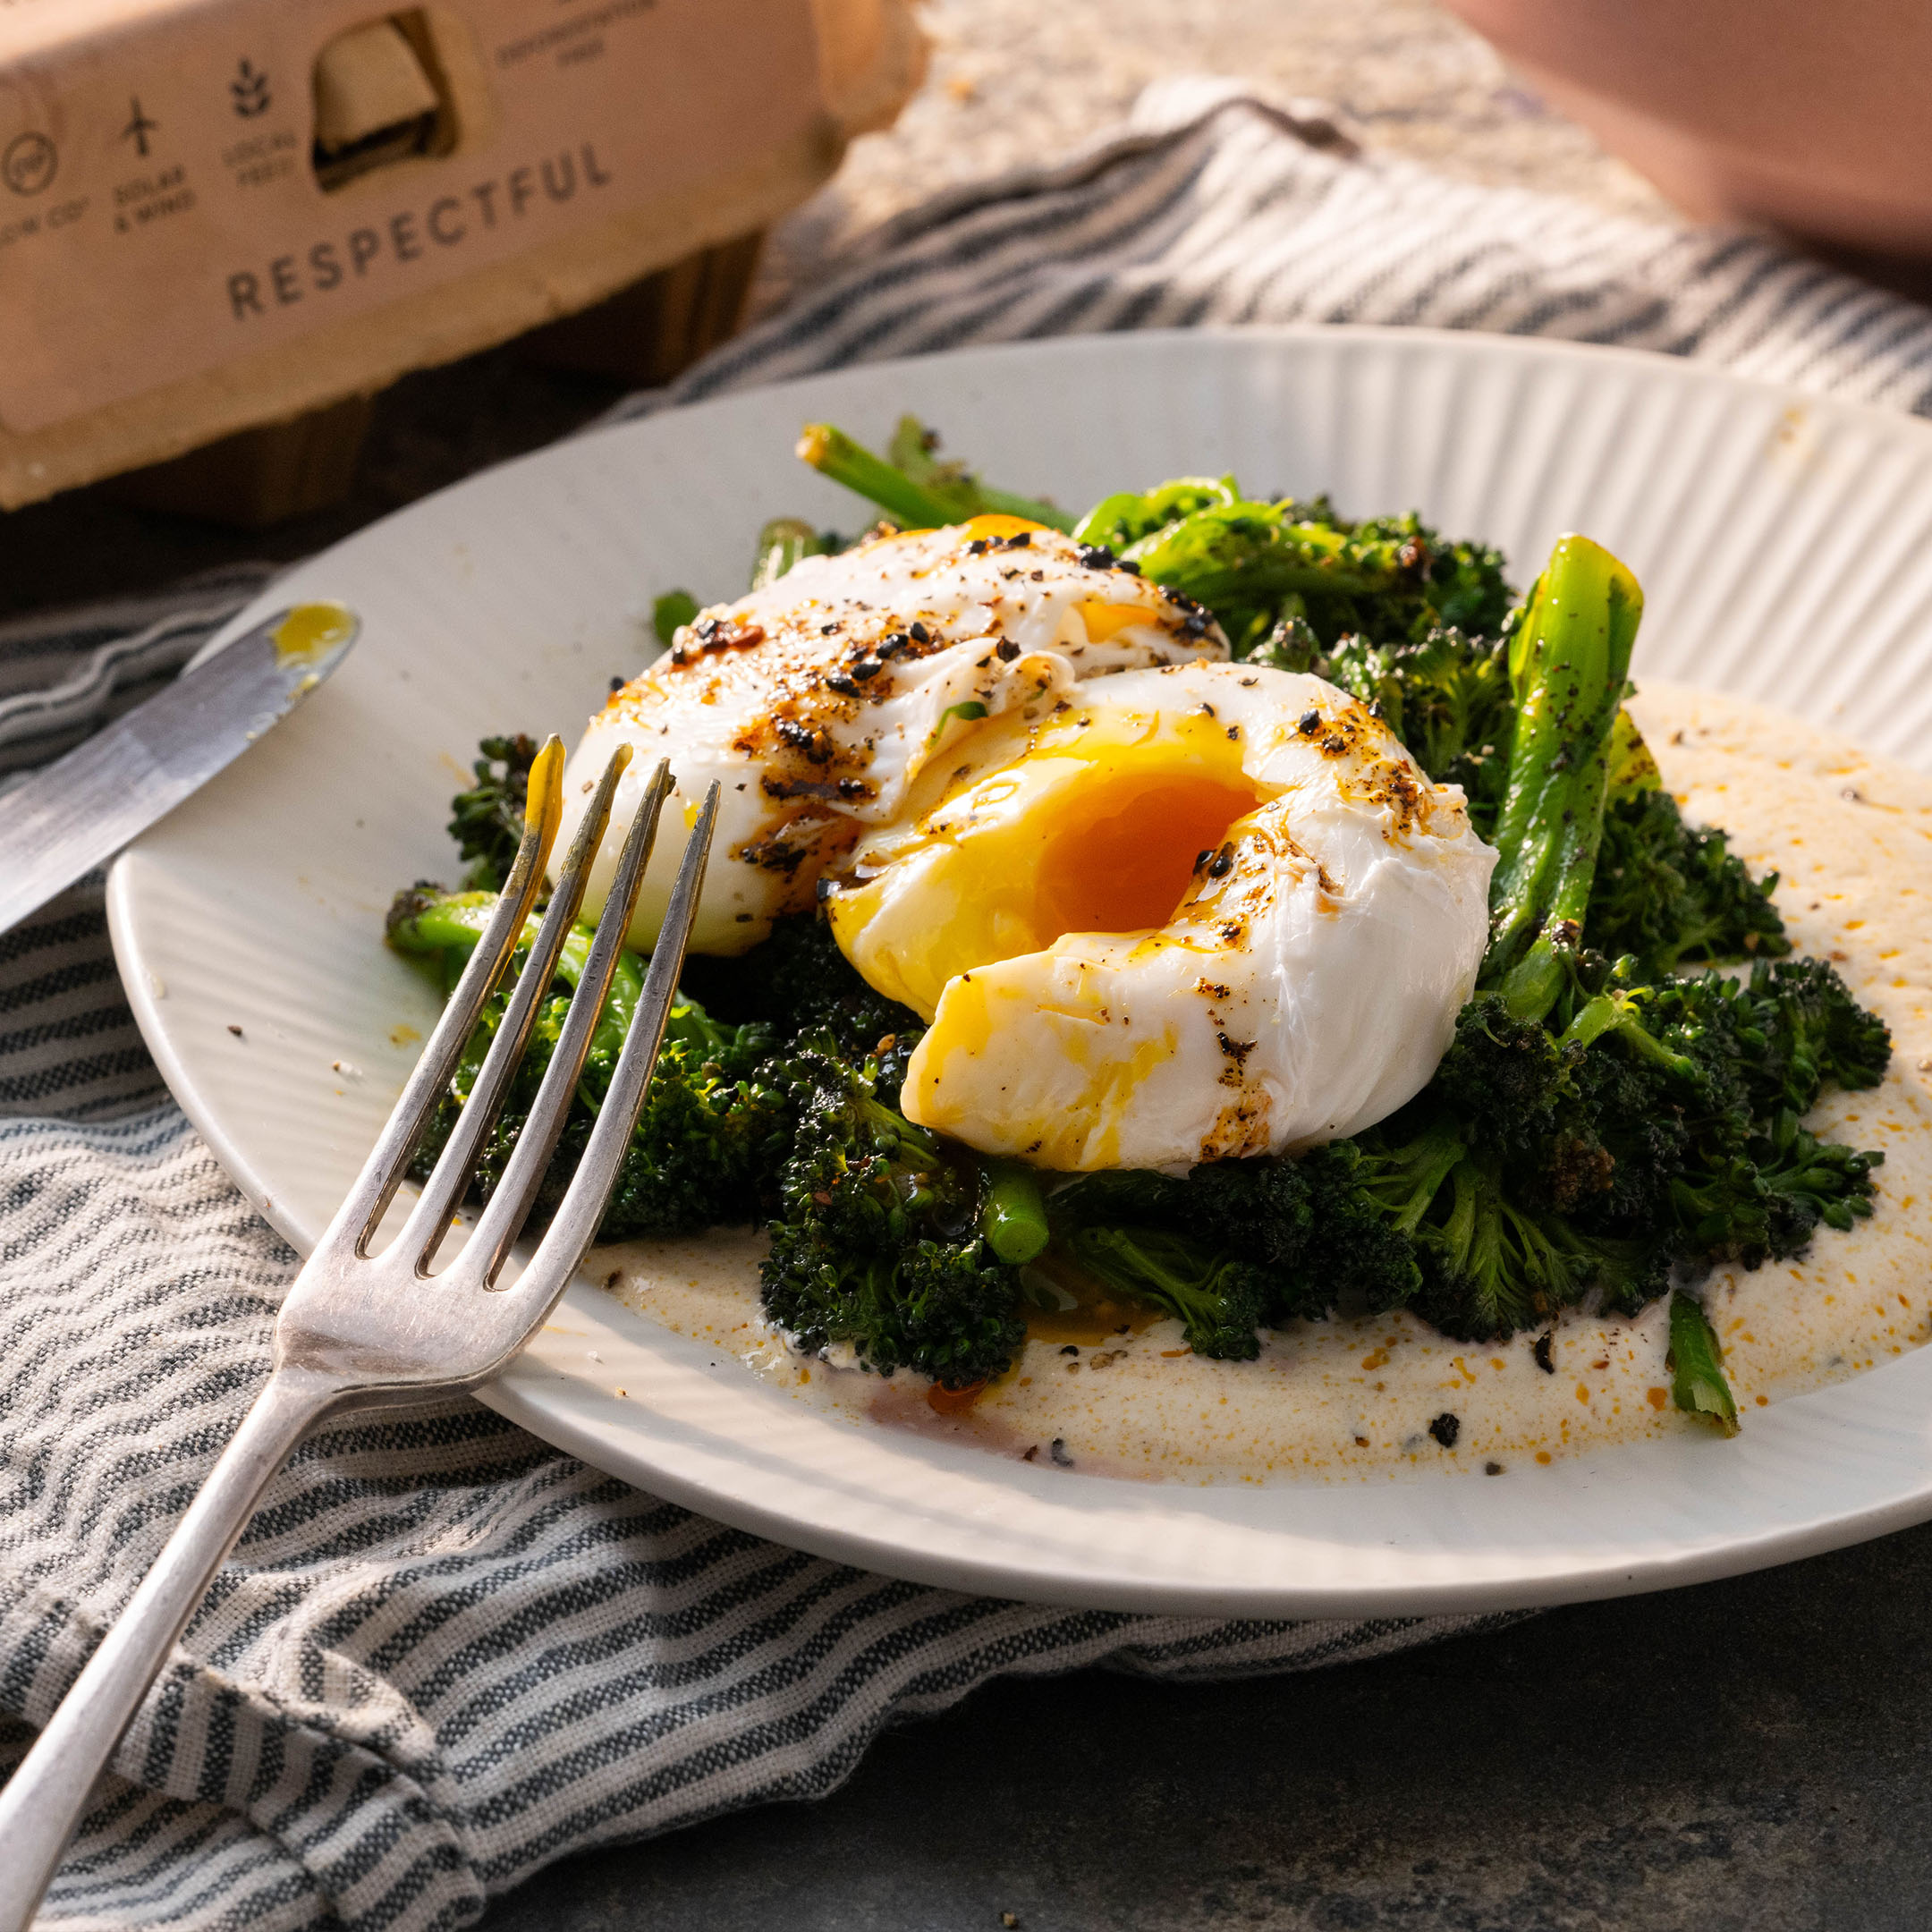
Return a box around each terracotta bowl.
[1446,0,1932,280]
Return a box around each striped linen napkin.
[7,79,1932,1932]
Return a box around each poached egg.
[825,661,1497,1170]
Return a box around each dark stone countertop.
[481,1521,1932,1931]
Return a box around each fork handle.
[0,1363,344,1932]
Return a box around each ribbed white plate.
[107,328,1932,1616]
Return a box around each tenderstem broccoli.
[1668,1292,1740,1435]
[1481,533,1645,1022]
[408,446,1892,1414]
[981,1161,1050,1264]
[1045,530,1887,1359]
[447,735,540,891]
[388,885,787,1239]
[791,422,1512,654]
[795,419,1074,533]
[759,1039,1027,1387]
[1046,1145,1420,1355]
[1063,1224,1271,1360]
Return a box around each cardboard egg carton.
[0,0,924,514]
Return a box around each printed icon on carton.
[3,131,57,197]
[120,100,161,159]
[232,59,272,118]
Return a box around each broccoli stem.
[981,1161,1050,1264]
[652,589,699,646]
[1559,983,1704,1087]
[1483,534,1646,1022]
[797,424,975,530]
[796,423,1074,533]
[387,887,499,958]
[387,888,642,1078]
[886,414,1074,530]
[1667,1291,1740,1435]
[1126,509,1418,610]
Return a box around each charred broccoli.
[1310,626,1516,837]
[1042,534,1888,1358]
[446,734,540,891]
[791,423,1511,654]
[1108,498,1512,655]
[1588,786,1789,978]
[681,912,925,1108]
[1048,1143,1419,1355]
[759,1039,1026,1387]
[397,449,1894,1426]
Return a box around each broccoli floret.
[1072,489,1512,655]
[447,734,538,891]
[1063,1224,1271,1360]
[1587,787,1789,978]
[1050,1141,1420,1340]
[1188,1141,1420,1318]
[758,1041,1024,1387]
[1316,628,1515,838]
[1346,945,1888,1342]
[1352,1103,1674,1342]
[1107,500,1476,657]
[791,423,1513,654]
[1742,955,1893,1110]
[1668,1106,1882,1269]
[682,913,925,1107]
[1073,477,1244,552]
[1554,960,1886,1275]
[1400,1148,1666,1341]
[1427,994,1576,1148]
[1338,512,1513,647]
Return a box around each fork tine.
[514,781,721,1301]
[462,758,679,1285]
[325,734,566,1256]
[401,743,653,1272]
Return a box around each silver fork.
[0,738,718,1930]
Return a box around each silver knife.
[0,603,359,936]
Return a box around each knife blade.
[0,603,359,936]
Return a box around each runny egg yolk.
[826,707,1264,1021]
[1076,599,1161,642]
[1034,771,1261,937]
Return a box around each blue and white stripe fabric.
[634,78,1932,418]
[7,79,1932,1930]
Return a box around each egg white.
[558,518,1226,954]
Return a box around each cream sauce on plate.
[594,682,1932,1483]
